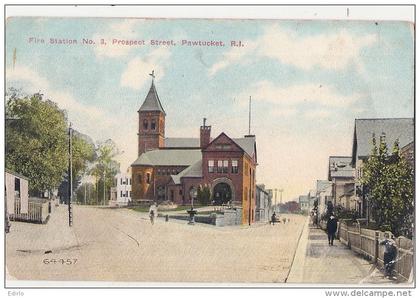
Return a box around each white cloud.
[210,25,377,75]
[240,80,363,108]
[6,65,119,145]
[209,40,258,76]
[92,19,146,58]
[120,47,171,90]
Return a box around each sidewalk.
[6,204,79,253]
[287,219,403,285]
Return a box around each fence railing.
[9,198,50,224]
[338,220,413,281]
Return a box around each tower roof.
[138,81,166,115]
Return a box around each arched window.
[151,119,156,130]
[143,119,148,130]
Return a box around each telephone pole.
[68,123,73,227]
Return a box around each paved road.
[6,205,306,284]
[287,219,407,285]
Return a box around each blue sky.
[5,18,414,200]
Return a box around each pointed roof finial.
[149,70,155,80]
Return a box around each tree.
[6,90,68,196]
[197,185,211,205]
[360,134,414,237]
[90,139,121,205]
[57,130,96,203]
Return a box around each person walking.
[149,203,157,225]
[327,214,338,246]
[380,233,397,278]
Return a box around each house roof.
[328,156,354,180]
[5,169,29,181]
[131,149,201,167]
[233,136,256,159]
[164,138,200,148]
[352,118,414,164]
[170,159,203,184]
[164,135,256,158]
[316,180,332,193]
[138,81,166,115]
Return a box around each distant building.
[110,170,132,206]
[256,184,271,222]
[351,118,414,218]
[328,156,355,211]
[131,77,258,225]
[316,180,332,216]
[298,195,310,214]
[401,141,414,169]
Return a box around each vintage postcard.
[4,8,415,289]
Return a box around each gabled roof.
[170,159,203,184]
[164,138,200,148]
[131,149,201,166]
[138,81,166,115]
[351,118,414,165]
[203,132,257,161]
[316,180,332,193]
[233,136,256,160]
[328,156,354,180]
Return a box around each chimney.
[200,118,211,148]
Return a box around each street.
[6,205,306,283]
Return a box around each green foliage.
[89,139,121,204]
[197,185,211,206]
[360,134,414,237]
[75,182,98,205]
[6,90,68,196]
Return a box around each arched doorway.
[213,183,232,205]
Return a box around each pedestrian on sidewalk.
[149,203,157,225]
[380,233,397,278]
[327,214,338,246]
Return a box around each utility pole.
[68,123,73,227]
[248,96,251,135]
[103,168,106,206]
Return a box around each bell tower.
[138,71,166,155]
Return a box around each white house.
[110,171,132,206]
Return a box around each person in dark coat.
[380,233,397,278]
[271,212,277,225]
[327,214,338,246]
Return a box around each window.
[129,178,131,185]
[143,119,148,130]
[120,191,123,197]
[244,187,248,201]
[217,160,223,173]
[129,191,132,197]
[222,144,231,150]
[157,169,161,175]
[208,160,214,173]
[232,160,238,174]
[223,160,228,173]
[137,174,142,184]
[125,191,129,197]
[120,178,123,185]
[146,173,151,184]
[179,189,182,195]
[245,163,249,176]
[151,119,156,130]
